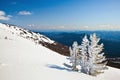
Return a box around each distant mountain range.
[37,31,120,58]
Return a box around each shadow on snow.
[46,64,72,72]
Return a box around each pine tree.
[79,35,90,74]
[88,33,107,75]
[69,41,80,71]
[68,33,107,75]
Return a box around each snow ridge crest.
[0,23,54,44]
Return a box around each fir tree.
[79,35,89,74]
[88,33,107,75]
[69,41,80,71]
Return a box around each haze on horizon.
[0,0,120,31]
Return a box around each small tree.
[69,41,80,71]
[79,35,89,74]
[88,33,107,75]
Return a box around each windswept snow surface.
[0,23,120,80]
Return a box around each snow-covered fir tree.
[79,35,90,74]
[69,41,80,71]
[88,33,107,75]
[68,33,107,75]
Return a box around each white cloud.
[25,24,120,31]
[27,24,35,27]
[0,11,5,16]
[18,11,32,15]
[0,10,12,20]
[97,24,120,31]
[78,24,120,31]
[26,24,117,31]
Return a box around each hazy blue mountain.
[35,31,120,58]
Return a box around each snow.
[0,23,54,44]
[0,23,120,80]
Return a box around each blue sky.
[0,0,120,31]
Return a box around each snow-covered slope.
[0,23,69,56]
[0,23,120,80]
[0,23,54,44]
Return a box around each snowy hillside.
[0,23,69,56]
[0,23,120,80]
[0,23,54,44]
